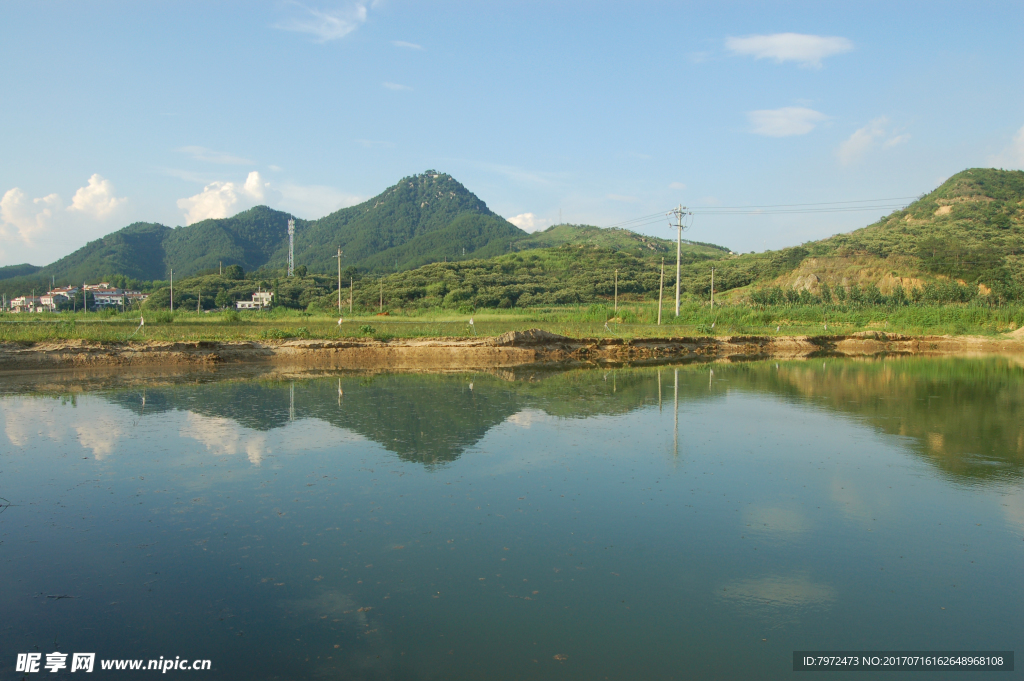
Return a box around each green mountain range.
[0,170,729,298]
[5,167,1021,307]
[1,172,519,288]
[356,168,1024,309]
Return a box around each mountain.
[337,241,734,310]
[0,172,525,296]
[285,171,524,273]
[12,167,1018,307]
[505,223,730,259]
[794,168,1024,295]
[674,168,1024,303]
[0,263,42,281]
[0,170,736,299]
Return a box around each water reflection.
[14,358,1005,481]
[1,357,1022,680]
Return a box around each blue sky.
[2,0,1022,267]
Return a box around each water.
[1,358,1021,679]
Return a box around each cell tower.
[287,218,295,277]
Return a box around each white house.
[10,296,44,313]
[235,291,273,310]
[90,288,125,306]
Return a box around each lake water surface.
[1,358,1022,679]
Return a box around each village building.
[235,291,274,310]
[90,288,125,306]
[10,296,45,313]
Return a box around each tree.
[294,265,307,277]
[225,264,244,280]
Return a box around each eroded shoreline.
[2,329,1024,375]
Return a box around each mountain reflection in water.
[78,358,1023,481]
[2,357,1022,681]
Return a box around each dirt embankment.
[1,329,1022,373]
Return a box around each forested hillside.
[7,167,1022,309]
[0,171,525,297]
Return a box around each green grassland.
[2,296,1022,345]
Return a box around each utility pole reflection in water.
[673,369,679,457]
[289,383,295,422]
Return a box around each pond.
[1,358,1021,679]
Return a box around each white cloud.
[0,188,60,245]
[176,171,273,225]
[181,412,269,466]
[75,420,127,460]
[177,146,253,165]
[383,82,412,91]
[836,117,908,165]
[274,2,367,42]
[726,33,853,68]
[278,183,363,219]
[268,164,283,172]
[392,40,422,49]
[748,107,828,137]
[506,213,549,232]
[67,174,127,219]
[882,133,910,149]
[505,408,550,428]
[837,118,887,164]
[989,124,1024,169]
[669,181,687,190]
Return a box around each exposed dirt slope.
[2,330,1023,373]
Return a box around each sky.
[1,0,1023,267]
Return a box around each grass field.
[1,300,1023,344]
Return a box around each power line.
[602,196,917,228]
[691,196,919,209]
[693,204,909,215]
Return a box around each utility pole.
[614,269,618,313]
[379,279,383,312]
[335,248,343,313]
[669,205,691,317]
[170,269,174,312]
[287,219,295,277]
[710,267,715,311]
[349,277,353,314]
[658,258,664,325]
[197,292,201,313]
[219,261,222,275]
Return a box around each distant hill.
[0,263,42,281]
[349,168,1024,309]
[504,223,729,259]
[0,172,526,296]
[14,168,1018,308]
[0,170,735,299]
[654,168,1024,303]
[759,168,1024,301]
[332,241,737,310]
[286,171,525,273]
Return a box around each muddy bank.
[1,329,1023,373]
